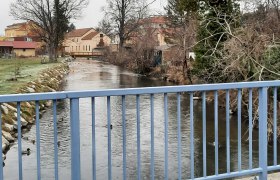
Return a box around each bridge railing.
[0,81,280,180]
[70,51,103,57]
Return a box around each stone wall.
[0,62,69,161]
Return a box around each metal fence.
[0,81,280,180]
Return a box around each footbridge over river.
[70,51,103,58]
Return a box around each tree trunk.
[119,0,125,49]
[119,36,125,48]
[48,42,57,63]
[182,22,192,84]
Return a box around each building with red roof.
[3,21,45,56]
[0,41,37,57]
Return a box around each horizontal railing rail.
[1,80,280,102]
[0,80,279,180]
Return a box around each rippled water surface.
[4,59,280,179]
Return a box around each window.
[79,46,80,51]
[25,37,32,42]
[83,45,84,51]
[76,46,77,51]
[23,49,26,52]
[86,45,87,51]
[89,45,90,51]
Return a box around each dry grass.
[0,57,61,94]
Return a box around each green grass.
[0,57,61,94]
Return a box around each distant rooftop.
[81,31,99,40]
[6,22,27,29]
[66,28,93,38]
[139,16,168,24]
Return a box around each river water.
[3,59,279,179]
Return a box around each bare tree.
[165,15,197,84]
[191,1,280,142]
[104,19,158,74]
[96,18,115,39]
[104,0,155,48]
[10,0,88,62]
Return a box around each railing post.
[259,87,268,180]
[0,104,3,180]
[70,98,81,180]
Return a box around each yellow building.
[5,22,28,37]
[0,37,6,41]
[5,21,37,38]
[64,28,111,55]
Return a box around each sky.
[0,0,168,35]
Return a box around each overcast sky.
[0,0,167,35]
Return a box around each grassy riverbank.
[0,58,61,94]
[0,57,69,156]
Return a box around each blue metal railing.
[0,80,280,179]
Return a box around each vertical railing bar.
[238,89,242,171]
[0,103,3,180]
[177,93,182,180]
[53,100,59,180]
[259,87,268,180]
[136,95,141,180]
[35,101,41,180]
[202,92,207,177]
[249,89,253,169]
[226,90,230,173]
[273,87,277,166]
[214,91,219,175]
[190,92,194,179]
[164,93,169,180]
[122,96,127,180]
[70,98,81,180]
[91,97,96,180]
[150,94,155,180]
[17,102,23,180]
[107,96,112,180]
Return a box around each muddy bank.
[0,62,69,161]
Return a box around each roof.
[0,41,37,49]
[148,16,167,24]
[81,31,99,40]
[6,22,27,30]
[155,44,176,51]
[0,41,13,47]
[13,41,37,49]
[66,28,93,38]
[139,16,167,24]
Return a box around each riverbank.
[0,58,63,94]
[104,52,193,85]
[0,59,69,161]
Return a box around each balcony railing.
[0,81,280,180]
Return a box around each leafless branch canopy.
[10,0,88,61]
[104,0,155,47]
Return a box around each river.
[3,59,280,179]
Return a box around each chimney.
[97,34,105,47]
